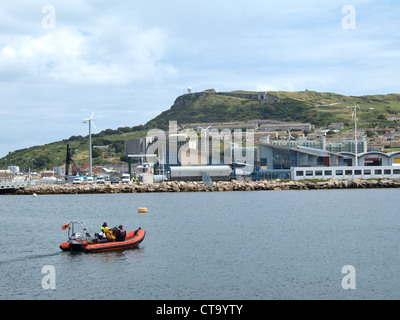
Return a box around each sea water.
[0,188,399,300]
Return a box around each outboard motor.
[69,232,84,251]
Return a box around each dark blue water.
[1,189,399,300]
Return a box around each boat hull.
[60,228,145,253]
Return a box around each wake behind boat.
[60,221,145,253]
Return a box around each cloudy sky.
[0,0,399,158]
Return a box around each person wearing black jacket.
[115,225,126,242]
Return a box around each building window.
[354,170,362,175]
[345,170,353,175]
[296,171,304,176]
[260,158,267,166]
[306,170,313,176]
[342,158,352,166]
[364,158,382,166]
[336,170,343,175]
[384,169,391,175]
[393,169,400,175]
[272,148,298,169]
[364,169,371,175]
[315,170,323,176]
[324,170,332,176]
[374,169,382,175]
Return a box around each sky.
[0,0,400,158]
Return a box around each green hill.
[2,90,400,171]
[148,90,400,128]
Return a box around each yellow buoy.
[138,207,147,213]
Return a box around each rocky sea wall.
[14,178,400,195]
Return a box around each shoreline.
[12,178,400,195]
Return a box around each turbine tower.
[83,112,96,177]
[287,130,295,141]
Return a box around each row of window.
[295,169,400,177]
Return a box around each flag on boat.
[62,223,70,230]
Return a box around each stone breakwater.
[14,178,400,195]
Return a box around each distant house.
[207,122,258,132]
[384,128,396,135]
[8,166,20,173]
[259,122,314,132]
[386,116,400,121]
[252,131,279,141]
[368,145,384,151]
[93,145,110,150]
[329,123,345,130]
[80,166,103,176]
[306,133,320,140]
[0,170,12,179]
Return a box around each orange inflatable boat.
[60,221,146,253]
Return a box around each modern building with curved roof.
[339,151,400,166]
[257,143,400,180]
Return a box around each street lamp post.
[27,158,30,181]
[75,149,79,175]
[56,157,59,179]
[201,125,211,164]
[349,104,361,167]
[83,112,95,177]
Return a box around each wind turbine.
[83,112,96,177]
[287,130,295,142]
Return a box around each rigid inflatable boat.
[60,221,146,253]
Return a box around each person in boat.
[100,222,108,231]
[115,225,126,242]
[102,224,115,241]
[98,230,106,240]
[105,227,116,241]
[97,222,108,240]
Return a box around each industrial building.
[125,137,154,157]
[126,133,400,182]
[169,165,232,181]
